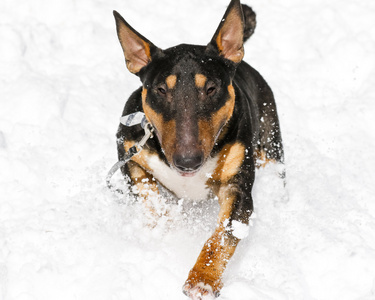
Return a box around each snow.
[1,0,375,299]
[230,220,250,240]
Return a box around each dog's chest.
[147,155,218,200]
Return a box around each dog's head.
[114,0,245,176]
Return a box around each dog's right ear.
[113,11,160,74]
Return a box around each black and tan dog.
[113,0,283,298]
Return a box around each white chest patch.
[147,155,219,200]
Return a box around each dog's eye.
[206,87,216,96]
[158,87,167,95]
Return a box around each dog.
[113,0,283,298]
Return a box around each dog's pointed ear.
[113,10,160,74]
[207,0,245,64]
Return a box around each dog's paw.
[182,282,219,300]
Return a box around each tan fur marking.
[127,161,158,194]
[195,74,207,88]
[211,142,245,184]
[142,88,177,164]
[159,119,177,163]
[198,119,215,159]
[198,84,235,161]
[186,171,242,293]
[185,224,239,294]
[124,140,153,172]
[216,31,224,53]
[216,184,237,221]
[185,165,242,294]
[227,84,235,104]
[212,84,235,127]
[166,75,177,89]
[128,161,148,179]
[142,88,163,129]
[141,88,148,103]
[126,161,162,222]
[143,41,151,60]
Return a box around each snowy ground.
[1,0,375,299]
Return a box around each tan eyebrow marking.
[166,75,177,89]
[195,74,207,88]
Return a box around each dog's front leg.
[182,221,238,299]
[183,183,253,299]
[126,160,167,221]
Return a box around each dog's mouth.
[176,168,200,177]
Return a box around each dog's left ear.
[113,10,160,74]
[207,0,245,64]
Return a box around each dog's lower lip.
[180,171,197,177]
[176,169,199,177]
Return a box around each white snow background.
[1,0,375,299]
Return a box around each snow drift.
[1,0,375,299]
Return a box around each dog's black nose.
[173,152,204,173]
